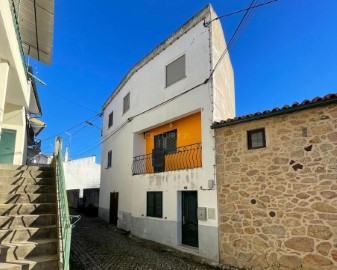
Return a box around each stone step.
[0,204,56,216]
[0,165,53,171]
[0,194,56,204]
[2,255,58,270]
[0,215,57,229]
[0,177,55,186]
[0,170,54,178]
[0,185,56,194]
[0,262,21,270]
[0,226,57,243]
[0,239,57,261]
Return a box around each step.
[0,262,21,270]
[0,185,56,194]
[0,170,54,178]
[0,239,57,261]
[0,204,56,216]
[0,165,52,171]
[0,194,56,204]
[0,215,57,229]
[0,226,57,243]
[5,255,58,270]
[0,177,55,186]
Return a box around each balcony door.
[152,129,177,173]
[0,129,16,164]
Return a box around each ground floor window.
[147,191,163,218]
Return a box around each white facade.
[64,156,100,197]
[99,4,234,262]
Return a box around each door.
[0,129,16,164]
[182,191,198,247]
[109,192,119,226]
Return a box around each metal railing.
[54,137,80,269]
[132,143,202,175]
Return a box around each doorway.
[109,192,119,226]
[182,191,198,247]
[0,129,16,164]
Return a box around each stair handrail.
[54,136,79,270]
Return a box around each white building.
[64,154,100,208]
[99,4,235,262]
[0,0,53,165]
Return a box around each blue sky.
[33,0,337,163]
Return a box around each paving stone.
[70,212,223,269]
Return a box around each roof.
[102,4,212,110]
[211,93,337,129]
[13,0,54,65]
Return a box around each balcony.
[132,143,202,175]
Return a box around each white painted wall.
[64,156,100,197]
[99,4,235,262]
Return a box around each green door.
[182,191,198,247]
[0,129,16,164]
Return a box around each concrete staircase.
[0,165,58,270]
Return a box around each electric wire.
[40,113,102,143]
[69,1,275,158]
[203,0,278,27]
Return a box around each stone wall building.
[212,93,337,270]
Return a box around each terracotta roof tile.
[212,93,337,128]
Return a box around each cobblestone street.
[70,213,219,270]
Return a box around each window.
[247,128,266,150]
[108,111,113,128]
[166,55,186,87]
[147,192,163,218]
[123,93,130,114]
[107,150,112,168]
[152,130,177,172]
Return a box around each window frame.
[247,128,266,150]
[108,111,113,128]
[107,150,112,168]
[146,191,163,218]
[123,92,130,114]
[165,54,186,87]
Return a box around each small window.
[247,128,266,150]
[108,111,113,128]
[107,150,112,168]
[147,191,163,218]
[166,55,186,87]
[123,93,130,114]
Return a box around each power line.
[71,1,275,158]
[44,85,100,114]
[203,0,278,27]
[40,113,102,143]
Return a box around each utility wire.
[44,84,100,114]
[203,0,278,27]
[71,0,274,158]
[207,0,257,81]
[40,113,102,142]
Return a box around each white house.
[63,153,100,208]
[0,0,53,164]
[99,4,235,262]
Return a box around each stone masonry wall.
[215,103,337,270]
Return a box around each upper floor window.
[123,93,130,114]
[108,111,113,128]
[166,55,186,87]
[107,150,112,168]
[247,128,266,150]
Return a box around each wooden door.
[109,192,119,226]
[0,129,16,164]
